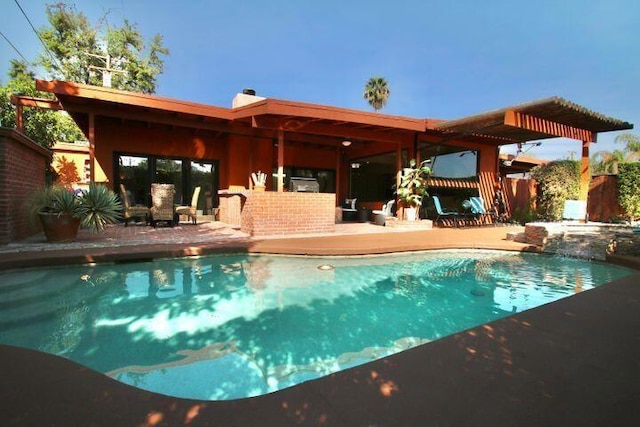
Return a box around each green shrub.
[618,162,640,222]
[530,160,580,221]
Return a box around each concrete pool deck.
[1,222,639,426]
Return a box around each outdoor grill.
[289,177,319,192]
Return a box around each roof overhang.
[498,153,547,175]
[31,80,425,144]
[433,97,633,144]
[23,81,635,149]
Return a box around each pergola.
[433,97,633,199]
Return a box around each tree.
[590,133,640,175]
[590,149,627,175]
[1,2,170,148]
[0,60,84,148]
[38,2,169,94]
[615,133,640,157]
[363,76,390,112]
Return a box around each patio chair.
[372,199,395,226]
[175,186,201,224]
[432,195,460,227]
[150,183,176,227]
[341,198,358,222]
[467,196,496,226]
[119,184,150,227]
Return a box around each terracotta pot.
[38,212,81,243]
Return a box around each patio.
[1,223,639,426]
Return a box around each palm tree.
[363,76,390,112]
[591,149,630,175]
[615,133,640,157]
[591,133,640,175]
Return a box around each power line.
[0,30,29,63]
[13,0,62,70]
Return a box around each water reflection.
[0,251,633,400]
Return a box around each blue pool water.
[0,250,633,400]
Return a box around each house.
[11,80,633,235]
[51,141,108,189]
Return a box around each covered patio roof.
[18,82,633,148]
[32,80,424,145]
[433,97,633,144]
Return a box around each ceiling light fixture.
[341,140,352,147]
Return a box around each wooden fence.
[502,175,622,223]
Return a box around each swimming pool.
[0,250,633,400]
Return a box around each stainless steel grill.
[290,177,319,192]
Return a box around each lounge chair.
[150,183,175,227]
[119,184,150,227]
[467,196,495,225]
[432,195,460,227]
[562,199,587,221]
[175,186,201,225]
[372,199,395,226]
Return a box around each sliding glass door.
[114,153,219,209]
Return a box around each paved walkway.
[1,222,639,426]
[0,221,534,269]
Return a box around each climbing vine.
[530,160,580,221]
[618,163,640,222]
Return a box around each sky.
[1,0,639,160]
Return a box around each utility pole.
[87,52,126,87]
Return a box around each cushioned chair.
[372,199,395,226]
[341,198,358,222]
[467,196,495,226]
[432,195,460,227]
[119,184,150,227]
[175,186,201,225]
[150,183,175,227]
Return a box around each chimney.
[232,88,265,108]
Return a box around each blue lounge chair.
[468,196,495,225]
[432,195,459,227]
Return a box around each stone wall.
[0,128,50,245]
[524,222,633,260]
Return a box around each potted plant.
[396,159,431,221]
[27,183,123,242]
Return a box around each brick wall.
[0,128,50,244]
[241,192,336,236]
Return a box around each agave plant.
[76,183,123,232]
[27,183,122,233]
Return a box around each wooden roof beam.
[504,110,596,142]
[10,95,62,110]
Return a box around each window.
[419,144,479,179]
[117,155,150,206]
[190,161,217,214]
[114,153,219,208]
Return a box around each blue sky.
[1,0,639,160]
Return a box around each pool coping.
[1,227,639,426]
